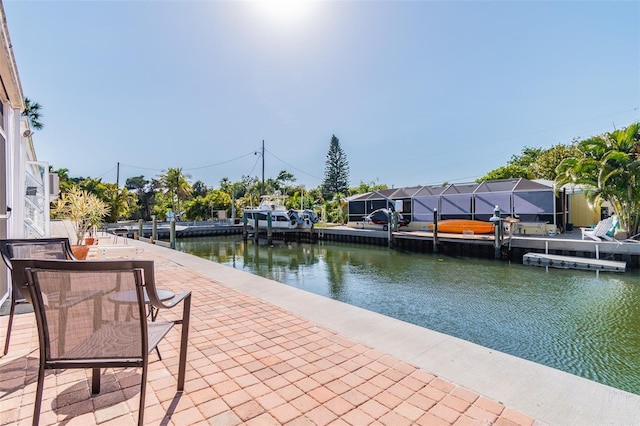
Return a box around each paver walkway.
[0,247,536,425]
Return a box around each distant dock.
[104,221,640,270]
[523,252,626,272]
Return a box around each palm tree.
[104,184,136,222]
[556,122,640,235]
[157,167,192,219]
[22,97,44,130]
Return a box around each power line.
[182,151,257,171]
[119,150,258,176]
[246,153,261,178]
[97,165,117,180]
[264,148,323,182]
[119,163,162,172]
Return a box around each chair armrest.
[148,288,192,381]
[147,290,191,311]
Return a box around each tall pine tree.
[322,135,349,199]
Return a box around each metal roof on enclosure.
[388,186,423,198]
[350,186,423,201]
[474,178,551,193]
[348,179,557,223]
[414,185,448,196]
[349,179,553,203]
[442,182,478,194]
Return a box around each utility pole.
[116,162,120,189]
[176,170,181,220]
[261,140,265,197]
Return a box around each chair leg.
[177,295,191,391]
[91,368,101,394]
[33,364,45,426]
[3,299,16,356]
[138,362,148,426]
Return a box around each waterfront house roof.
[0,3,24,108]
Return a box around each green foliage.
[556,122,640,233]
[104,184,136,222]
[323,193,348,224]
[192,180,208,197]
[287,189,319,211]
[530,143,579,180]
[349,181,388,196]
[22,97,44,130]
[78,177,109,199]
[50,172,138,224]
[51,186,110,244]
[479,143,578,182]
[51,167,81,193]
[184,189,232,220]
[151,192,174,220]
[477,165,532,182]
[125,175,153,220]
[157,167,193,217]
[509,147,544,169]
[125,175,148,191]
[267,170,297,194]
[322,135,350,199]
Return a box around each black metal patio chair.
[0,238,77,356]
[11,258,191,426]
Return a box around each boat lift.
[372,190,401,248]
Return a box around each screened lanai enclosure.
[348,179,567,231]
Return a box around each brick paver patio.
[0,249,536,425]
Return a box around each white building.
[0,2,55,308]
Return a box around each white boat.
[244,194,318,230]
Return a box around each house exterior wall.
[569,193,609,227]
[0,1,29,306]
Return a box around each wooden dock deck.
[394,230,501,245]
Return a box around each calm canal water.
[175,236,640,395]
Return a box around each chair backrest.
[606,215,619,237]
[0,238,76,301]
[0,238,75,269]
[593,217,614,237]
[11,259,154,362]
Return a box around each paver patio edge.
[138,239,640,425]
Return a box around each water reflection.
[175,236,640,395]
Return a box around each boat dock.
[319,227,640,269]
[523,252,627,272]
[106,222,244,239]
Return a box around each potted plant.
[51,186,110,259]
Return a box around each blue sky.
[5,1,639,190]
